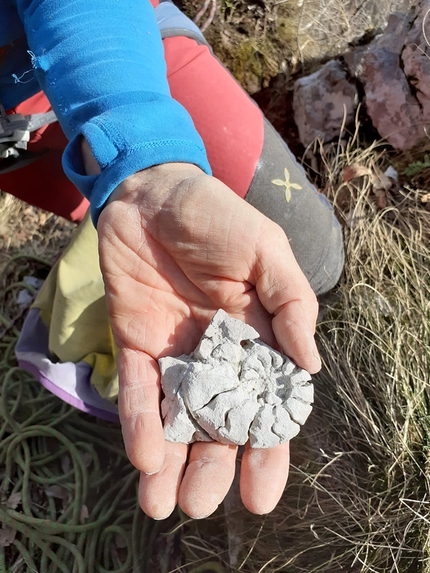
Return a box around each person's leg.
[0,92,89,222]
[162,34,344,295]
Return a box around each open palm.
[97,163,321,519]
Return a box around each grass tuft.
[178,134,430,573]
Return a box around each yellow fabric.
[34,212,119,400]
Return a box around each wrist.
[106,162,206,206]
[81,137,206,217]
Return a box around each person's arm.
[15,0,211,224]
[81,135,321,518]
[17,0,322,519]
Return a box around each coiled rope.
[0,255,224,572]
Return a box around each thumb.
[253,221,321,374]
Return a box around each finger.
[178,442,237,519]
[240,442,290,514]
[118,348,165,474]
[139,441,188,519]
[272,301,321,374]
[254,222,321,373]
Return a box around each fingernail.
[152,515,171,521]
[187,511,214,520]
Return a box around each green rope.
[11,538,36,572]
[0,383,154,571]
[0,261,226,572]
[99,525,133,573]
[0,253,51,273]
[0,381,161,572]
[3,281,37,297]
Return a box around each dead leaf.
[45,485,69,501]
[80,505,89,524]
[371,167,395,196]
[421,193,430,203]
[343,163,372,182]
[0,526,17,547]
[372,170,393,193]
[6,492,21,510]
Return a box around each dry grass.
[0,192,76,340]
[184,0,415,94]
[176,134,430,573]
[0,191,75,269]
[1,129,429,573]
[1,1,429,569]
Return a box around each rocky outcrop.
[295,0,413,64]
[293,60,358,148]
[293,0,430,151]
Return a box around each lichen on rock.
[159,309,314,449]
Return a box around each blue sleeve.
[15,0,212,224]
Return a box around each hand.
[96,162,320,519]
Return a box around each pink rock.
[293,1,430,151]
[293,60,358,147]
[402,1,430,130]
[349,10,424,150]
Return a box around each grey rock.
[249,404,282,449]
[159,309,314,449]
[271,405,300,443]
